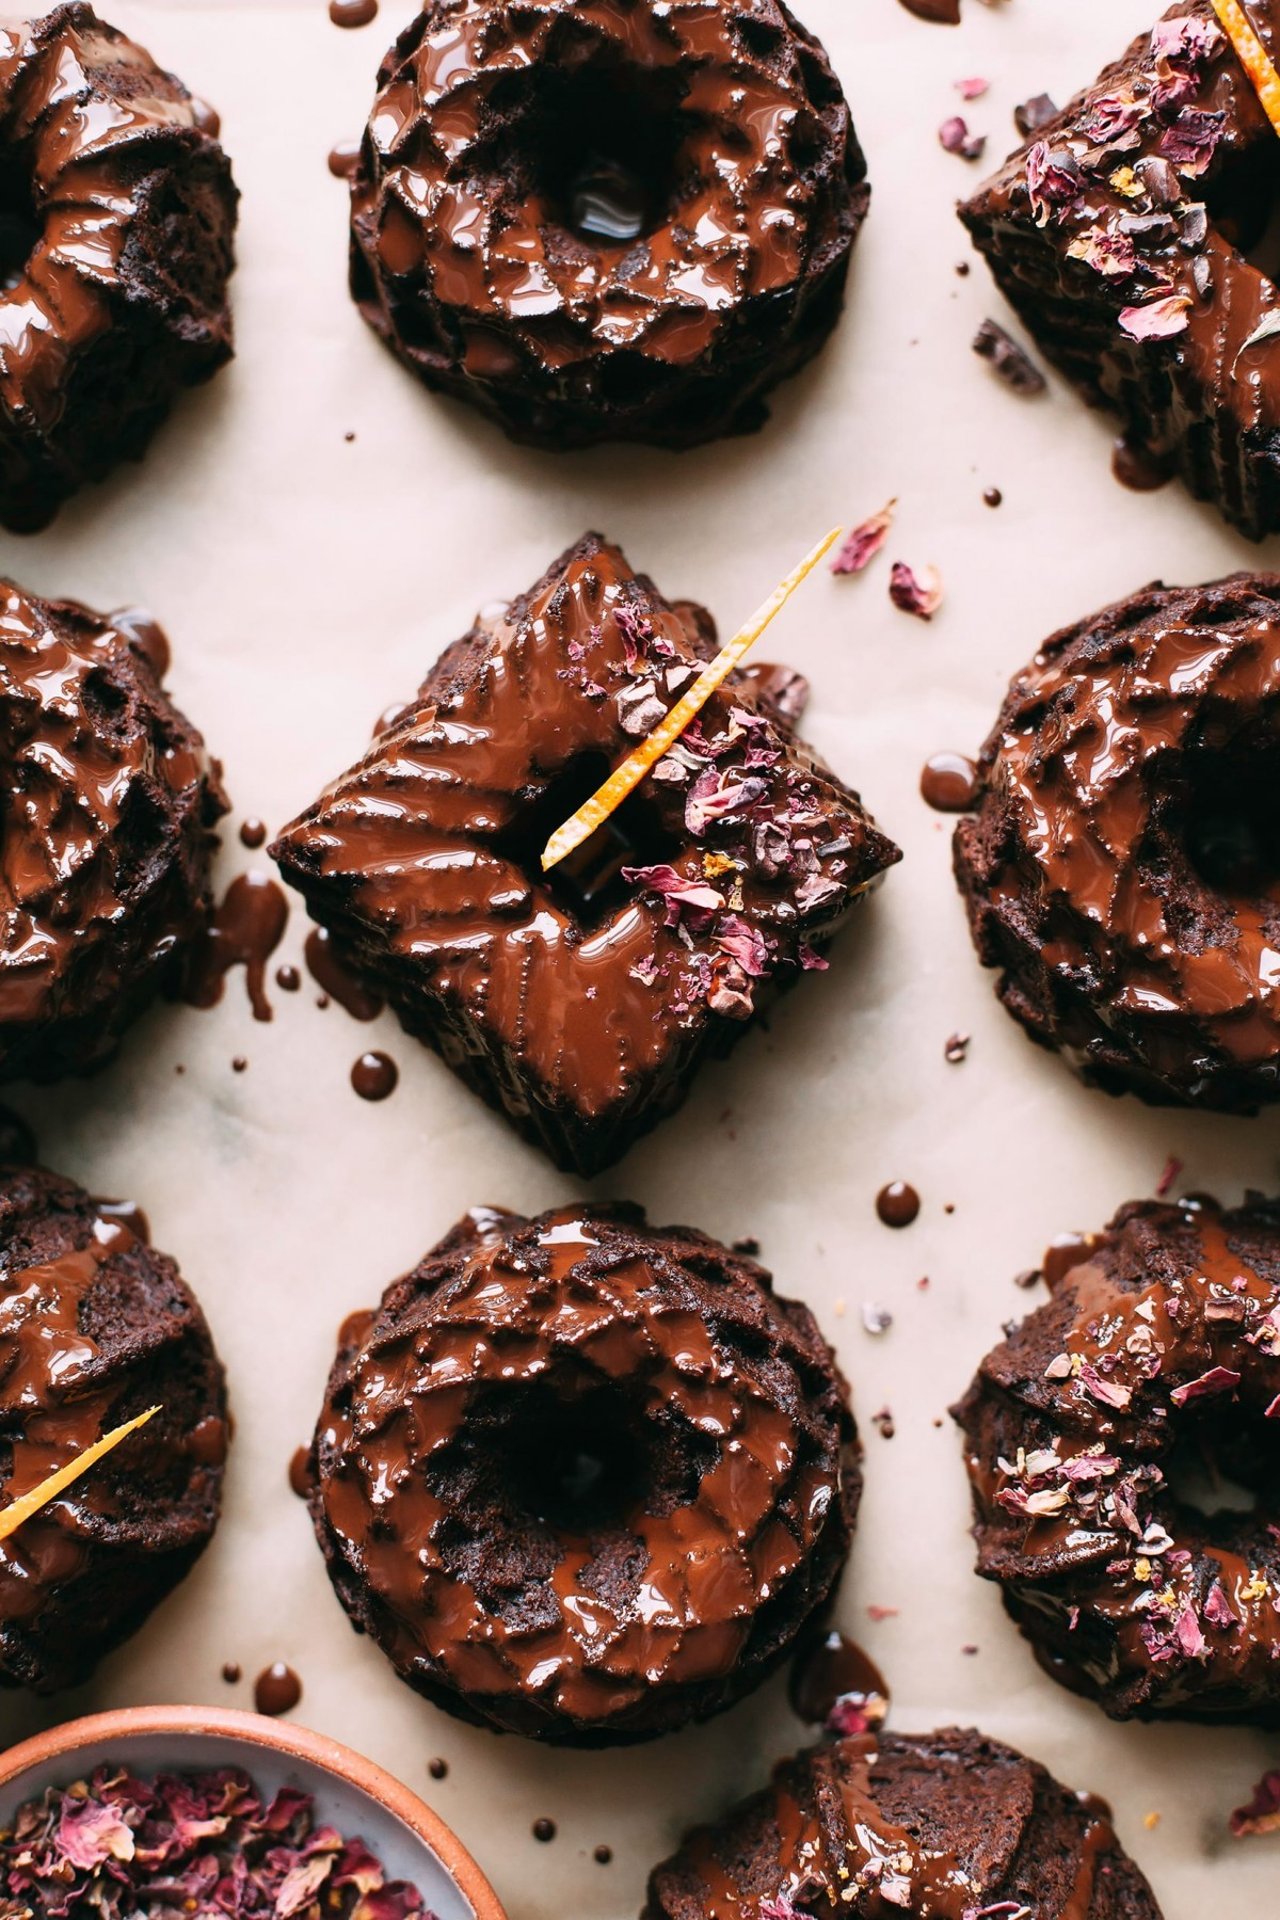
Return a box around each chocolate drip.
[183,875,289,1023]
[254,1661,302,1714]
[920,752,979,812]
[789,1630,889,1729]
[304,927,383,1021]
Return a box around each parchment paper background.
[3,3,1279,1915]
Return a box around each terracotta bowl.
[0,1704,507,1920]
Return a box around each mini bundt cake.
[960,3,1280,539]
[348,0,867,449]
[953,574,1280,1111]
[271,533,899,1175]
[644,1728,1163,1919]
[0,4,238,529]
[954,1195,1280,1724]
[307,1203,859,1745]
[0,583,227,1082]
[0,1164,228,1693]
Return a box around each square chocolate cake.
[271,534,898,1174]
[961,2,1280,538]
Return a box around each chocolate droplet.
[329,0,377,24]
[532,1818,556,1843]
[876,1181,920,1229]
[239,818,267,850]
[920,751,979,812]
[352,1051,398,1101]
[305,927,384,1020]
[288,1446,310,1499]
[329,140,360,179]
[254,1662,302,1716]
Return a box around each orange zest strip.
[541,528,842,873]
[1210,0,1280,137]
[0,1405,160,1544]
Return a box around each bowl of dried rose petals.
[0,1704,506,1920]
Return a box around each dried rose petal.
[1026,140,1083,223]
[973,319,1047,394]
[1231,1770,1280,1837]
[1204,1581,1238,1630]
[956,75,989,100]
[1155,1155,1182,1198]
[621,862,725,926]
[939,114,986,160]
[1170,1365,1242,1407]
[831,499,896,576]
[1077,1363,1132,1411]
[715,914,769,977]
[1119,293,1192,340]
[889,562,944,621]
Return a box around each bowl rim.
[0,1704,507,1920]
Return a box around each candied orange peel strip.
[1210,0,1280,137]
[541,528,842,873]
[0,1405,160,1543]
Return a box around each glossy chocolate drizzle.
[272,535,898,1168]
[312,1203,856,1737]
[958,1196,1280,1719]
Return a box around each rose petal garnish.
[1170,1365,1241,1407]
[1243,310,1280,350]
[956,76,989,99]
[621,863,725,927]
[541,530,840,872]
[1231,1769,1280,1837]
[1119,293,1193,340]
[1174,1603,1209,1660]
[831,499,897,576]
[939,114,986,160]
[888,562,944,621]
[1077,1363,1132,1411]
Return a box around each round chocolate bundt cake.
[0,582,227,1082]
[955,1195,1280,1724]
[0,1163,228,1693]
[308,1202,859,1744]
[0,4,238,528]
[953,574,1280,1111]
[348,0,867,449]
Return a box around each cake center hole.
[0,171,38,293]
[533,64,685,247]
[1183,750,1280,901]
[501,750,681,933]
[503,1386,649,1533]
[1206,136,1280,280]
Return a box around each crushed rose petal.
[1231,1770,1280,1838]
[1118,293,1192,341]
[1170,1365,1241,1407]
[939,114,986,160]
[889,562,944,621]
[0,1767,432,1920]
[956,75,989,100]
[831,499,897,576]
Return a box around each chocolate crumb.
[1014,92,1058,138]
[731,1235,761,1256]
[973,319,1046,395]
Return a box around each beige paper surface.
[3,2,1279,1914]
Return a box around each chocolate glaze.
[254,1661,302,1715]
[92,1198,151,1245]
[0,6,238,529]
[0,582,227,1082]
[876,1182,920,1229]
[304,926,383,1021]
[307,1202,860,1745]
[330,0,378,24]
[328,141,361,180]
[0,1165,227,1692]
[920,751,979,812]
[955,1195,1280,1723]
[183,874,289,1024]
[351,1050,398,1101]
[348,0,869,449]
[955,574,1280,1111]
[272,535,899,1176]
[644,1730,1157,1920]
[960,3,1280,539]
